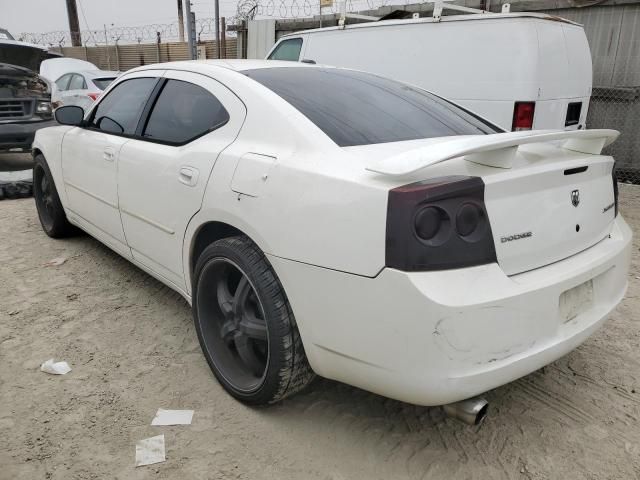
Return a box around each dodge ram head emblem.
[571,189,580,207]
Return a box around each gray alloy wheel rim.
[196,257,270,393]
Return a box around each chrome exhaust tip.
[443,396,489,425]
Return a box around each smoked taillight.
[386,176,497,271]
[87,92,101,101]
[512,101,535,131]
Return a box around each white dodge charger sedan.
[32,60,631,415]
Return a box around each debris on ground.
[0,170,33,200]
[151,409,194,426]
[44,257,67,267]
[40,359,72,375]
[135,434,166,467]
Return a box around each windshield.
[92,77,116,90]
[243,67,500,147]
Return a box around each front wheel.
[192,236,315,404]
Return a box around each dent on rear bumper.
[268,216,632,406]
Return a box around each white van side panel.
[287,17,593,131]
[303,20,540,102]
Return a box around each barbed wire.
[19,0,396,46]
[19,19,217,47]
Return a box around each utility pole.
[103,24,111,70]
[214,0,221,59]
[66,0,82,46]
[177,0,185,43]
[220,17,226,59]
[184,0,197,59]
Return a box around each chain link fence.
[587,87,640,185]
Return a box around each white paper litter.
[44,257,67,267]
[151,409,194,426]
[135,434,166,467]
[40,359,71,375]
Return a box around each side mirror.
[54,105,85,126]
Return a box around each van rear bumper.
[269,215,631,406]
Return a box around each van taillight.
[512,101,535,131]
[87,92,100,101]
[565,102,582,127]
[386,176,497,271]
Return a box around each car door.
[53,73,72,107]
[62,73,88,107]
[117,70,246,289]
[61,72,163,258]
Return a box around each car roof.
[130,59,313,76]
[279,12,581,38]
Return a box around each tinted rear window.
[93,77,116,90]
[243,67,499,147]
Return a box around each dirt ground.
[1,185,639,480]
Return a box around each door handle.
[179,166,199,187]
[103,148,115,162]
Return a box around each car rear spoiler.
[364,129,620,177]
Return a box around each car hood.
[0,39,60,73]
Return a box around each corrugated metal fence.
[53,39,237,72]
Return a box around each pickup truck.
[0,28,58,153]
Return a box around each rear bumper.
[0,119,56,151]
[269,215,632,406]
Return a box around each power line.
[76,0,98,44]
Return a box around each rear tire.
[33,154,78,238]
[193,235,315,404]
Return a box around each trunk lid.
[483,148,615,275]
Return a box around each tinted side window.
[89,77,157,135]
[268,38,302,61]
[142,79,229,145]
[68,74,86,90]
[55,74,71,91]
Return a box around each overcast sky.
[1,0,238,36]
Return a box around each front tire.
[193,236,315,404]
[33,154,78,238]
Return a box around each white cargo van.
[266,12,592,132]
